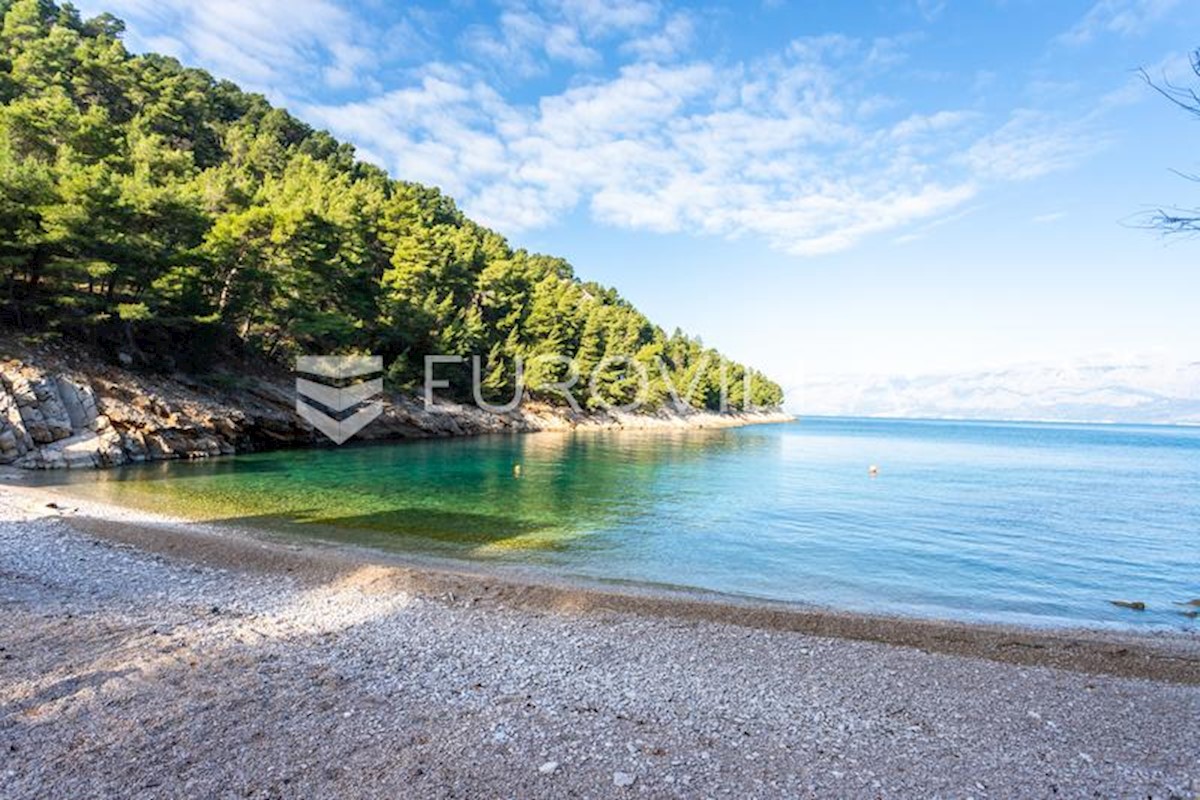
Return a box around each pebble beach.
[1,481,1198,798]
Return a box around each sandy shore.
[1,481,1198,798]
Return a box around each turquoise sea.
[28,417,1200,630]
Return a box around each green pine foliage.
[0,0,784,410]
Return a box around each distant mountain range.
[796,360,1200,425]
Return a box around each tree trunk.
[217,264,240,316]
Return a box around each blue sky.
[75,0,1200,409]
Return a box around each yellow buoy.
[513,463,523,478]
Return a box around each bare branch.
[1138,64,1200,119]
[1140,48,1200,235]
[1143,208,1200,235]
[1167,167,1200,183]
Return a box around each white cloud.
[463,10,602,77]
[889,110,977,142]
[891,204,980,245]
[81,0,1119,257]
[305,37,1013,256]
[74,0,416,98]
[544,24,599,65]
[799,356,1200,424]
[964,110,1106,181]
[558,0,660,35]
[1032,211,1067,224]
[461,0,674,76]
[621,12,695,61]
[1058,0,1180,46]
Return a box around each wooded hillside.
[0,0,783,410]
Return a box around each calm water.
[26,417,1200,630]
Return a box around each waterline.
[24,417,1200,631]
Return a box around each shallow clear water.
[26,417,1200,629]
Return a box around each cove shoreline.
[0,339,793,470]
[4,475,1197,686]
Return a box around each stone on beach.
[613,771,637,787]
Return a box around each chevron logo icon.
[295,355,383,445]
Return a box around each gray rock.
[4,373,38,406]
[30,377,73,440]
[613,771,636,788]
[56,377,98,429]
[122,430,148,461]
[19,405,53,444]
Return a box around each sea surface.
[27,417,1200,630]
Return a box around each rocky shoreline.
[0,345,790,470]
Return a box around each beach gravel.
[0,487,1198,798]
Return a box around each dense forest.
[0,0,783,411]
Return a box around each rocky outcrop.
[0,355,791,470]
[0,364,125,469]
